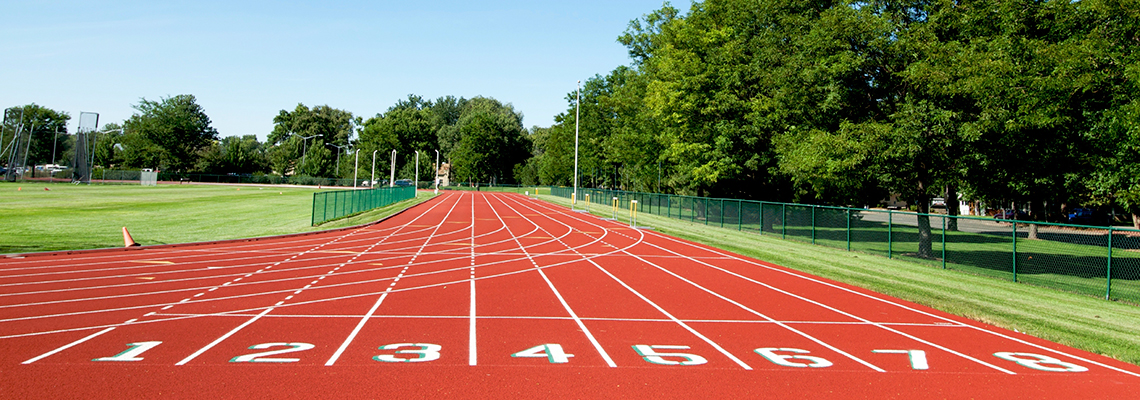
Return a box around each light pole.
[573,80,581,208]
[353,149,359,188]
[434,149,440,193]
[389,149,396,187]
[328,143,348,176]
[371,149,378,188]
[292,133,317,175]
[414,150,419,189]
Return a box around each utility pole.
[389,149,396,187]
[414,150,419,189]
[353,149,359,188]
[573,80,580,207]
[371,149,378,188]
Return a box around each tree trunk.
[1133,213,1139,230]
[917,195,934,258]
[1028,200,1042,240]
[946,184,959,232]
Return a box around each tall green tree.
[268,104,355,177]
[123,94,218,171]
[1,104,70,168]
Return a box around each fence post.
[942,215,947,269]
[781,204,787,239]
[846,209,851,251]
[888,210,893,259]
[738,200,743,231]
[1106,226,1114,300]
[1012,222,1018,282]
[720,199,725,228]
[759,202,764,236]
[704,198,709,225]
[811,206,816,244]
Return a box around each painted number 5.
[632,345,707,366]
[373,343,442,363]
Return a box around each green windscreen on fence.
[549,186,1140,304]
[311,186,416,226]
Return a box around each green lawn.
[540,194,1140,366]
[0,182,433,253]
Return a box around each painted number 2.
[230,343,315,363]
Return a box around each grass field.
[539,193,1140,366]
[0,182,434,254]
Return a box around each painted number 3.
[373,343,442,363]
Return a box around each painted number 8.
[994,352,1088,372]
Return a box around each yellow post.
[612,197,618,219]
[572,192,576,205]
[631,200,638,227]
[585,193,590,212]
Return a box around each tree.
[268,104,355,177]
[123,94,218,171]
[1,104,70,168]
[195,135,269,174]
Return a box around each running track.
[2,192,1137,398]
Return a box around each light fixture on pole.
[292,132,317,175]
[389,149,396,187]
[573,79,581,208]
[371,149,378,188]
[328,143,348,175]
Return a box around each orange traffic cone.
[44,187,50,191]
[123,227,140,247]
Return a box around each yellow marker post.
[612,197,618,220]
[631,200,638,228]
[585,193,590,212]
[571,192,576,205]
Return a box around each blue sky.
[1,1,685,140]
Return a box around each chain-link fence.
[552,187,1140,304]
[311,185,416,226]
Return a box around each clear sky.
[1,1,684,140]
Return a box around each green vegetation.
[540,194,1140,366]
[0,182,433,254]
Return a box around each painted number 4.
[512,344,574,364]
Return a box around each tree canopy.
[123,94,219,171]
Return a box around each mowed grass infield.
[2,182,1138,367]
[0,182,434,254]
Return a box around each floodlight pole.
[573,79,580,208]
[371,149,378,188]
[389,149,396,187]
[328,143,348,175]
[292,133,317,175]
[353,149,359,188]
[434,149,440,193]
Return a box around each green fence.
[311,186,416,226]
[551,187,1140,304]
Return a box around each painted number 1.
[93,341,163,362]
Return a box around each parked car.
[993,209,1029,221]
[1066,207,1111,226]
[930,197,946,208]
[394,179,413,187]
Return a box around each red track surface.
[2,192,1138,398]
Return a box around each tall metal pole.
[573,79,580,207]
[434,149,440,192]
[353,149,359,188]
[415,150,420,188]
[389,149,396,187]
[371,149,378,188]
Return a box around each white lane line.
[326,192,466,366]
[469,193,477,366]
[176,308,274,365]
[22,327,117,364]
[482,193,615,368]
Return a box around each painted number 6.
[373,343,442,363]
[754,348,833,368]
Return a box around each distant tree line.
[521,0,1140,233]
[3,94,531,186]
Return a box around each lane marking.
[22,327,117,364]
[130,261,174,265]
